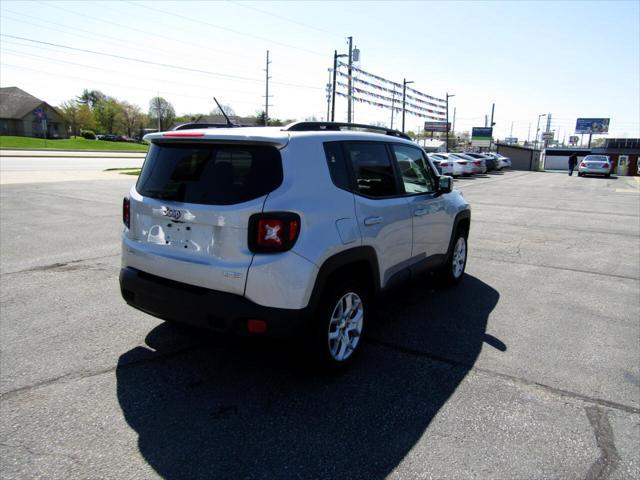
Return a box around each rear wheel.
[310,279,367,371]
[605,173,611,178]
[437,229,467,286]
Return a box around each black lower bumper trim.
[119,267,309,338]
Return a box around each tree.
[94,98,123,134]
[211,103,235,117]
[59,100,80,137]
[148,97,176,131]
[77,104,96,132]
[119,101,145,138]
[77,89,106,109]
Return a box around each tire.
[436,228,468,286]
[605,173,611,178]
[309,278,368,371]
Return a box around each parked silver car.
[120,122,471,370]
[578,155,611,177]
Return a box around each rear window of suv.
[136,142,283,205]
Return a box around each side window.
[323,142,350,191]
[345,142,399,197]
[391,144,436,194]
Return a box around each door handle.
[363,216,383,226]
[414,208,428,217]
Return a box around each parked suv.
[120,122,471,369]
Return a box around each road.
[0,152,144,184]
[0,161,638,479]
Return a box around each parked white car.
[428,153,472,177]
[450,153,486,174]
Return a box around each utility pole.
[264,50,271,126]
[325,68,332,121]
[527,122,531,143]
[484,115,488,127]
[347,36,353,123]
[402,78,414,132]
[490,103,495,128]
[390,89,396,129]
[445,93,455,153]
[510,121,514,137]
[331,50,347,122]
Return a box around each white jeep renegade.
[120,122,471,369]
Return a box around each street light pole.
[402,78,414,133]
[446,93,455,153]
[347,36,353,123]
[535,113,546,150]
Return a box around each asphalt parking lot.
[1,163,638,479]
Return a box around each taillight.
[580,162,587,167]
[457,161,467,165]
[249,212,301,253]
[440,162,449,167]
[474,161,481,166]
[123,197,130,228]
[602,163,609,169]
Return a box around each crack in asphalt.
[472,255,640,282]
[2,336,639,419]
[0,254,119,276]
[584,406,621,480]
[366,338,640,416]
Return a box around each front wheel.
[310,279,367,371]
[437,230,468,286]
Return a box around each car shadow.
[116,274,501,479]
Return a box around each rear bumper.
[119,267,309,337]
[579,167,610,175]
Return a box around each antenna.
[213,97,233,127]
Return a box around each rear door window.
[137,143,282,205]
[344,142,399,197]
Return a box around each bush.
[81,130,97,140]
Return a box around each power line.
[1,63,258,106]
[124,0,326,57]
[0,34,323,91]
[0,47,263,99]
[226,0,341,38]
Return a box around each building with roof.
[0,87,68,138]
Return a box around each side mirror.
[438,175,453,194]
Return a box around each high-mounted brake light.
[162,131,205,137]
[249,212,301,253]
[123,197,130,228]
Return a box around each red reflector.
[288,219,300,242]
[163,132,205,137]
[123,197,130,228]
[247,319,267,334]
[257,219,284,247]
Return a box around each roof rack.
[283,121,412,141]
[172,122,251,131]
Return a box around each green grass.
[0,136,148,152]
[104,168,141,175]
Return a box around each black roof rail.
[283,121,412,141]
[173,122,252,131]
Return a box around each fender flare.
[445,209,471,257]
[307,246,381,312]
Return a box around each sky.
[1,0,639,141]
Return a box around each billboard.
[471,127,492,147]
[423,121,450,132]
[541,132,554,141]
[575,118,609,134]
[569,135,579,145]
[505,137,518,144]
